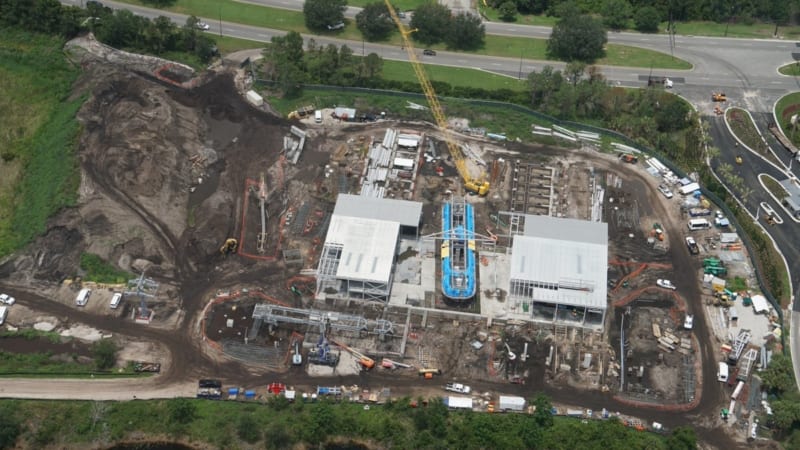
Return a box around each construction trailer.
[498,395,526,412]
[444,396,473,410]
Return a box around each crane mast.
[384,3,490,196]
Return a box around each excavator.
[220,238,238,255]
[332,340,375,370]
[385,2,489,196]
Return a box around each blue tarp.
[244,390,256,398]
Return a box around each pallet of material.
[658,344,674,353]
[680,338,692,350]
[652,323,662,339]
[663,332,679,344]
[678,347,692,355]
[658,338,676,350]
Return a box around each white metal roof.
[522,214,608,246]
[512,216,608,309]
[445,396,473,409]
[325,215,399,283]
[751,295,771,314]
[334,194,422,228]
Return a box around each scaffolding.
[124,271,158,321]
[729,329,751,363]
[738,348,759,381]
[251,304,395,338]
[316,243,343,295]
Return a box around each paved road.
[65,0,800,109]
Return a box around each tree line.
[487,0,797,30]
[0,0,217,63]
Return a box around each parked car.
[0,294,15,305]
[685,236,699,255]
[683,314,694,330]
[196,22,210,31]
[110,293,123,309]
[423,49,436,56]
[657,184,673,199]
[327,22,345,30]
[445,382,471,394]
[656,279,676,290]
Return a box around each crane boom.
[385,3,489,196]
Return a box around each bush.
[634,6,661,33]
[237,415,261,443]
[92,339,118,370]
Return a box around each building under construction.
[507,214,608,329]
[315,194,422,302]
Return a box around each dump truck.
[287,105,315,120]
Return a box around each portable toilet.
[244,390,256,400]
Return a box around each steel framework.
[251,304,394,338]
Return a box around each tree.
[547,14,607,62]
[360,52,383,80]
[654,96,691,132]
[445,13,485,50]
[532,394,554,428]
[602,0,631,30]
[356,2,394,41]
[92,338,117,370]
[564,61,586,86]
[666,426,697,450]
[498,1,517,21]
[409,2,451,45]
[761,353,797,394]
[0,405,21,450]
[634,6,661,33]
[303,0,347,32]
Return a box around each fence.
[254,79,785,351]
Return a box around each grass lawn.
[760,173,790,200]
[775,92,800,148]
[726,107,770,154]
[348,0,424,10]
[381,60,526,91]
[0,30,81,258]
[116,0,690,69]
[778,63,800,77]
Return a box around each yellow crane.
[384,3,490,196]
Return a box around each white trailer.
[679,182,701,196]
[444,396,473,410]
[246,90,264,107]
[0,306,7,325]
[498,395,526,412]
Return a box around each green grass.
[0,329,62,344]
[726,107,769,154]
[775,92,800,148]
[79,253,132,284]
[760,173,790,199]
[779,63,800,77]
[348,0,424,10]
[382,60,526,91]
[0,30,81,258]
[117,0,690,69]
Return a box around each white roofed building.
[316,194,422,302]
[509,215,608,329]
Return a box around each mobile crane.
[385,2,490,196]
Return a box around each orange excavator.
[332,340,375,370]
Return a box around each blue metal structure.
[441,199,477,301]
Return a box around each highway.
[54,0,800,399]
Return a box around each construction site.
[0,27,775,449]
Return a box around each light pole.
[517,48,524,80]
[218,5,223,37]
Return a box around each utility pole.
[518,48,524,80]
[219,5,223,37]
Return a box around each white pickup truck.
[445,382,471,394]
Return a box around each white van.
[110,293,123,309]
[729,308,738,321]
[0,306,7,325]
[314,110,322,123]
[717,362,729,383]
[76,288,91,307]
[688,218,711,231]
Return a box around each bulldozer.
[712,92,727,102]
[220,238,238,255]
